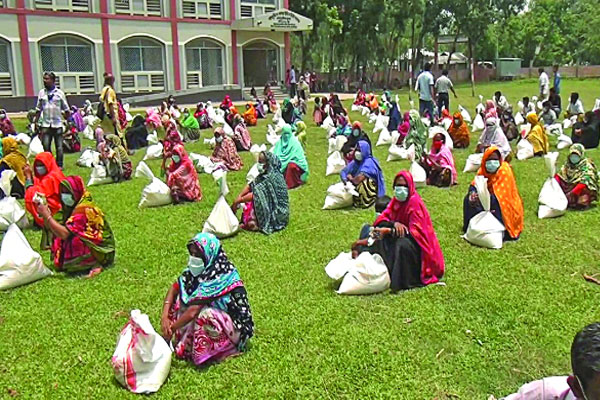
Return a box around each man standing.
[434,69,457,114]
[289,65,297,98]
[99,73,122,140]
[553,65,561,95]
[415,62,435,122]
[33,72,69,169]
[539,67,550,100]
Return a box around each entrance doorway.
[242,40,279,87]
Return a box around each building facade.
[0,0,311,101]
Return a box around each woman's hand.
[393,222,408,237]
[160,314,172,340]
[468,191,480,207]
[23,164,32,181]
[36,203,51,219]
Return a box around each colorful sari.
[374,171,445,289]
[249,152,289,234]
[405,110,428,157]
[233,115,252,151]
[106,134,132,181]
[168,233,254,365]
[1,137,27,187]
[525,113,549,155]
[341,140,386,208]
[51,176,115,272]
[243,103,257,126]
[272,125,309,189]
[25,152,66,227]
[556,144,599,208]
[448,112,471,148]
[295,121,307,148]
[167,145,202,203]
[426,141,457,186]
[398,112,411,142]
[211,128,243,171]
[180,109,200,142]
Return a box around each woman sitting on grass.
[36,176,115,278]
[104,134,132,182]
[160,233,254,366]
[524,113,549,156]
[463,146,523,241]
[405,110,428,157]
[555,144,599,210]
[125,114,148,150]
[194,102,212,130]
[448,111,470,148]
[231,151,289,234]
[295,121,307,148]
[24,152,66,227]
[422,132,457,187]
[232,114,252,151]
[572,111,600,149]
[179,108,200,142]
[477,117,512,160]
[167,145,202,204]
[0,137,27,198]
[351,171,444,292]
[340,140,385,209]
[243,102,258,127]
[272,124,309,189]
[211,128,243,171]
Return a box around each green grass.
[1,78,600,399]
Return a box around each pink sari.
[167,145,202,202]
[428,144,457,184]
[374,171,445,285]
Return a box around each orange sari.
[243,103,257,126]
[474,147,524,239]
[448,112,471,148]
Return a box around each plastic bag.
[463,153,483,173]
[328,136,347,155]
[387,144,410,162]
[442,118,452,130]
[459,105,472,123]
[326,151,346,176]
[593,99,600,112]
[421,117,431,127]
[336,252,391,295]
[136,162,172,209]
[362,107,370,116]
[325,252,354,281]
[77,148,101,168]
[250,144,267,161]
[143,143,163,161]
[14,133,31,145]
[146,132,159,145]
[27,136,43,158]
[351,104,359,112]
[0,223,52,290]
[88,164,113,186]
[322,116,334,130]
[545,123,563,136]
[266,129,280,146]
[514,113,525,126]
[202,196,239,238]
[472,113,485,132]
[557,133,573,150]
[375,127,392,147]
[516,139,534,161]
[322,182,358,210]
[111,309,172,394]
[407,145,426,187]
[0,170,28,231]
[246,162,260,184]
[538,152,568,219]
[463,175,505,249]
[373,115,389,134]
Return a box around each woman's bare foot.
[87,267,103,278]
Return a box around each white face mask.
[354,151,363,161]
[485,160,501,174]
[257,163,266,174]
[216,136,224,143]
[61,193,75,207]
[172,155,180,164]
[187,256,205,276]
[394,186,409,202]
[570,154,581,164]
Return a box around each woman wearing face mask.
[340,140,386,209]
[566,92,585,119]
[448,111,470,148]
[231,152,289,234]
[0,137,28,198]
[35,176,115,278]
[272,124,309,189]
[555,144,599,210]
[335,115,352,137]
[160,233,254,366]
[423,133,457,187]
[179,108,200,142]
[232,114,252,151]
[210,128,243,171]
[405,110,428,157]
[102,133,132,182]
[351,171,444,292]
[294,121,308,148]
[524,113,550,156]
[243,102,258,127]
[477,117,512,160]
[167,145,202,204]
[0,109,16,136]
[342,122,371,156]
[24,152,66,227]
[463,146,524,241]
[499,107,519,142]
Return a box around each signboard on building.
[232,10,313,32]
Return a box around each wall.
[519,66,600,79]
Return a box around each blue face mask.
[61,193,75,207]
[35,165,47,176]
[569,154,581,164]
[216,136,224,143]
[187,256,205,276]
[485,160,501,174]
[172,155,180,164]
[394,186,409,202]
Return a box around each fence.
[519,65,600,79]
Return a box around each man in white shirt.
[497,322,600,400]
[415,62,435,123]
[434,69,457,114]
[539,67,550,100]
[494,91,510,113]
[289,65,297,98]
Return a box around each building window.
[34,0,90,12]
[240,0,276,18]
[39,35,95,95]
[118,37,165,93]
[182,0,223,20]
[185,38,224,88]
[0,40,12,97]
[115,0,162,16]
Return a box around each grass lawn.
[1,78,600,399]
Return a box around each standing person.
[553,65,561,95]
[33,72,70,169]
[415,63,435,123]
[538,67,550,100]
[99,73,122,142]
[289,65,297,98]
[434,70,457,114]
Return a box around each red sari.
[167,145,202,202]
[25,152,66,227]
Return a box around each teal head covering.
[272,124,309,181]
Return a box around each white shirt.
[500,376,576,400]
[434,75,453,94]
[495,96,509,110]
[539,72,550,95]
[567,100,585,115]
[415,71,434,101]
